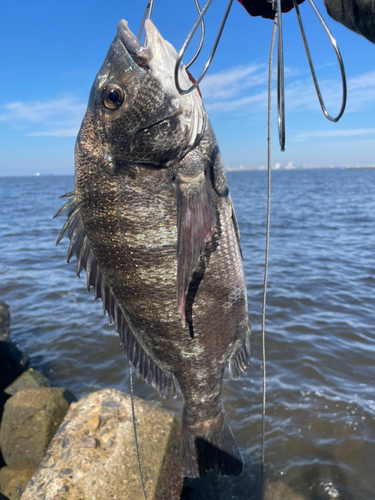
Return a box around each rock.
[0,303,29,425]
[0,303,10,342]
[4,369,51,396]
[264,480,306,500]
[21,388,183,500]
[0,342,29,392]
[0,391,10,428]
[0,388,75,465]
[0,459,38,500]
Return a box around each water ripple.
[0,170,374,499]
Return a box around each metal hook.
[293,0,347,122]
[138,0,155,41]
[275,0,285,151]
[174,0,234,95]
[138,0,204,69]
[186,0,205,70]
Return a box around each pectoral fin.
[176,173,217,327]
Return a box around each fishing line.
[129,359,148,500]
[259,17,277,500]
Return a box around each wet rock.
[0,302,10,342]
[0,459,38,500]
[0,302,29,424]
[4,369,51,396]
[21,388,183,500]
[0,388,75,465]
[0,342,29,392]
[265,480,306,500]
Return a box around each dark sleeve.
[237,0,305,19]
[324,0,375,43]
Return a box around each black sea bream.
[55,19,251,478]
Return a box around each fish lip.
[117,19,183,132]
[117,19,151,66]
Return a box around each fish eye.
[102,84,124,110]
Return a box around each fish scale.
[55,18,251,478]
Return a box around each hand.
[237,0,306,20]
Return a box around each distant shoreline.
[1,166,375,177]
[345,166,375,170]
[226,166,375,172]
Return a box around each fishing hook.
[275,0,285,151]
[138,0,155,41]
[174,0,234,95]
[293,0,347,122]
[186,0,205,70]
[273,0,347,150]
[138,0,204,70]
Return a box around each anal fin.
[228,322,252,380]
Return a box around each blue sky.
[1,0,374,176]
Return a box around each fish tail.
[180,408,243,478]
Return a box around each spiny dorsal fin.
[176,173,217,327]
[54,193,175,399]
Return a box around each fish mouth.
[117,19,153,66]
[117,19,184,138]
[116,19,205,166]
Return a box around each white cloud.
[205,91,268,112]
[0,97,86,138]
[349,71,375,90]
[294,128,375,142]
[0,98,86,122]
[200,64,267,102]
[199,62,375,115]
[26,128,79,138]
[283,71,375,114]
[199,63,314,104]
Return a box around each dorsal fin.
[54,193,175,399]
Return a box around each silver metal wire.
[186,0,206,69]
[138,0,155,41]
[275,1,285,151]
[259,18,277,500]
[129,360,148,500]
[138,0,204,70]
[293,0,347,122]
[174,0,234,95]
[171,0,346,147]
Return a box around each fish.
[55,18,252,478]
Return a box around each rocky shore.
[0,301,185,500]
[0,301,307,500]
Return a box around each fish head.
[76,19,205,172]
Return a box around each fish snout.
[117,19,151,66]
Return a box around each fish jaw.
[140,19,206,165]
[102,19,206,166]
